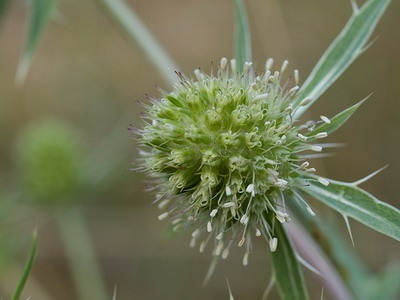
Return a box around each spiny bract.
[137,57,330,264]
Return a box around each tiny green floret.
[137,58,330,263]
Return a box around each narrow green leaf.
[271,222,309,300]
[234,0,251,72]
[16,0,57,84]
[305,95,369,141]
[11,229,38,300]
[300,178,400,241]
[96,0,179,85]
[293,0,391,118]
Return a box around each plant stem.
[57,207,108,300]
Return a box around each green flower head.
[16,121,84,204]
[137,58,331,263]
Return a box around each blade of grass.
[11,228,38,300]
[16,0,57,84]
[271,221,310,300]
[293,0,391,118]
[96,0,179,85]
[234,0,251,72]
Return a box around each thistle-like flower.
[137,57,331,264]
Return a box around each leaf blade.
[96,0,179,85]
[16,0,57,83]
[234,0,251,72]
[305,96,368,141]
[271,222,310,300]
[11,229,38,300]
[300,179,400,241]
[293,0,391,118]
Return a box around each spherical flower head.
[16,120,85,204]
[137,58,328,262]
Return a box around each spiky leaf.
[300,178,400,241]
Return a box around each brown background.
[0,0,399,299]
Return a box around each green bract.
[138,58,332,261]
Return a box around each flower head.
[137,58,329,262]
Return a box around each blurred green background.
[0,0,399,299]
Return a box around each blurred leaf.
[300,179,400,241]
[369,264,400,300]
[97,0,179,85]
[16,0,57,84]
[0,0,12,21]
[11,229,37,300]
[293,0,392,118]
[234,0,251,72]
[305,95,369,141]
[271,222,309,300]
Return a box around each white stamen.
[216,232,223,240]
[320,115,331,124]
[207,221,212,232]
[194,68,203,81]
[240,214,249,225]
[225,185,232,196]
[269,238,278,252]
[230,59,237,73]
[192,229,200,238]
[157,199,170,209]
[172,218,181,225]
[210,209,218,218]
[243,61,253,73]
[255,228,262,236]
[274,178,288,188]
[297,133,308,142]
[242,252,249,266]
[317,177,330,186]
[294,69,299,84]
[246,183,255,193]
[267,168,279,177]
[199,241,207,253]
[300,161,310,169]
[289,86,300,94]
[222,202,235,208]
[264,121,271,126]
[310,145,323,152]
[158,212,169,221]
[299,97,312,107]
[280,60,289,73]
[254,93,269,101]
[315,132,328,139]
[220,57,228,70]
[265,58,274,71]
[238,237,245,247]
[306,167,316,172]
[222,247,230,259]
[276,211,290,223]
[215,242,224,256]
[189,237,196,248]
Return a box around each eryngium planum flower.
[137,58,331,264]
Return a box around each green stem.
[285,218,354,300]
[96,0,179,85]
[57,207,108,300]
